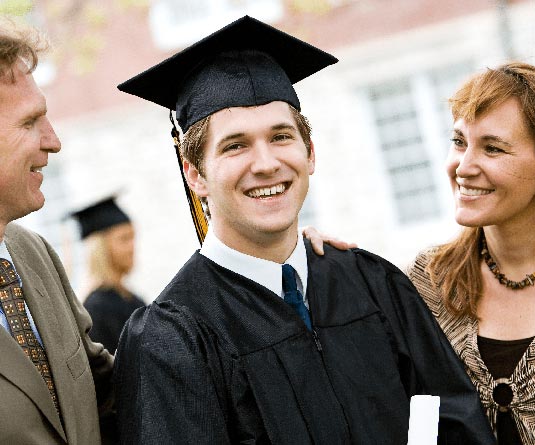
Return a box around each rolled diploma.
[407,395,440,445]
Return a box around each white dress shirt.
[200,229,309,307]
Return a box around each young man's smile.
[245,182,289,198]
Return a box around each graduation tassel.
[169,110,208,245]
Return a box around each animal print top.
[407,249,535,444]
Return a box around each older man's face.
[0,60,61,225]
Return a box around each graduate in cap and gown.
[113,16,495,444]
[72,196,145,354]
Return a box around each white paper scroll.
[407,395,440,445]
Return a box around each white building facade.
[19,0,535,301]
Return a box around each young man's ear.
[308,140,316,175]
[184,160,208,197]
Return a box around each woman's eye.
[450,138,464,147]
[485,145,505,154]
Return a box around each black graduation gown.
[84,286,145,353]
[114,243,495,444]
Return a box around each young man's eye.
[273,133,293,142]
[223,143,244,152]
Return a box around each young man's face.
[186,101,315,251]
[0,60,61,226]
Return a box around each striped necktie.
[282,263,312,330]
[0,258,59,412]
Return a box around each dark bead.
[480,233,535,291]
[493,383,513,408]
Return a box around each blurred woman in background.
[73,196,145,354]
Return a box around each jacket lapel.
[3,238,66,442]
[0,316,65,441]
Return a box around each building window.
[149,0,284,50]
[368,79,440,224]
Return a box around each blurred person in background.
[72,196,145,354]
[0,19,114,444]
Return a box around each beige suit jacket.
[0,223,114,444]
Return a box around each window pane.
[368,79,439,224]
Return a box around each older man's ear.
[301,226,358,256]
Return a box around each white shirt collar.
[200,229,308,299]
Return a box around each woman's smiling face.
[446,97,535,229]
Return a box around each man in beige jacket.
[0,21,114,444]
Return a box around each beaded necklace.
[481,234,535,290]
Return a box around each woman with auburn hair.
[306,61,535,444]
[406,62,535,445]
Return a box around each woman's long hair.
[429,62,535,317]
[428,227,482,317]
[85,232,114,295]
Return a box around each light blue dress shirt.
[0,240,43,346]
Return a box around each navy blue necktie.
[282,264,312,330]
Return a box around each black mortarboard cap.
[71,196,131,239]
[117,15,338,132]
[117,15,337,244]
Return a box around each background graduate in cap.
[71,196,145,354]
[113,16,494,444]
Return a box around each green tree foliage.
[0,0,33,16]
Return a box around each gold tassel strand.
[169,111,208,245]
